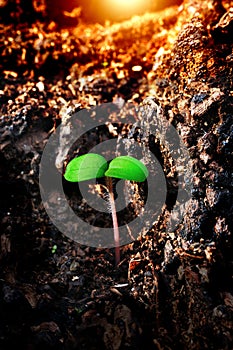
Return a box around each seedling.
[51,244,57,254]
[64,153,148,265]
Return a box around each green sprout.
[64,153,148,265]
[51,244,57,254]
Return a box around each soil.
[0,0,232,349]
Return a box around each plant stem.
[105,177,120,266]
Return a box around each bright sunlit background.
[102,0,152,20]
[45,0,182,25]
[78,0,182,23]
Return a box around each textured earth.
[0,0,232,349]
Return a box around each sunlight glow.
[110,0,146,10]
[103,0,151,20]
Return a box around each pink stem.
[106,177,120,266]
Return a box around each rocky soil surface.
[0,0,232,349]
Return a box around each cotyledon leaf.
[64,153,108,182]
[105,156,149,182]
